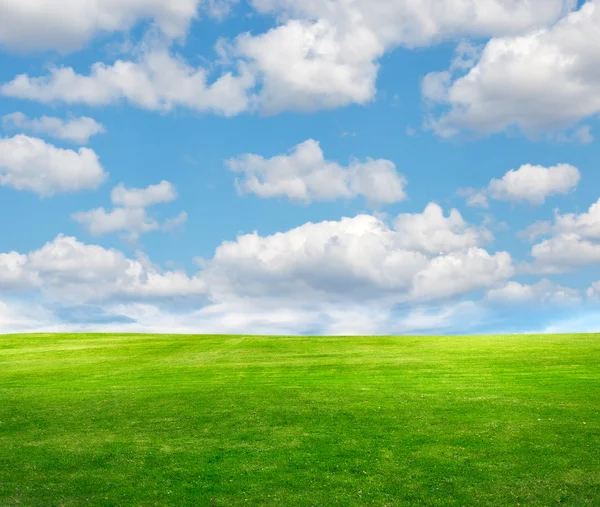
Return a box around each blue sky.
[1,0,600,335]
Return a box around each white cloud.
[425,1,600,137]
[2,204,570,334]
[486,279,581,305]
[460,163,580,207]
[489,164,580,205]
[411,248,513,302]
[2,112,105,144]
[202,204,512,305]
[393,202,492,254]
[0,253,36,290]
[530,234,600,273]
[73,181,185,240]
[1,49,255,117]
[554,199,600,240]
[1,235,206,303]
[0,134,107,196]
[111,180,177,208]
[1,0,573,116]
[226,139,407,205]
[251,0,573,47]
[233,19,380,113]
[0,0,202,53]
[528,198,600,272]
[235,0,573,113]
[73,207,161,238]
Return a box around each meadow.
[0,333,599,506]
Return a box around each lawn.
[0,333,599,506]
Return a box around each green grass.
[1,334,599,506]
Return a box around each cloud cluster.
[244,0,572,112]
[425,1,600,137]
[226,139,407,205]
[73,181,187,240]
[1,49,255,117]
[0,0,595,336]
[0,204,519,333]
[0,235,206,303]
[0,0,575,116]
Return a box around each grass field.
[1,333,599,506]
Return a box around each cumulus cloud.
[0,0,573,116]
[393,203,492,253]
[460,163,580,207]
[489,164,580,204]
[73,208,162,238]
[0,253,36,290]
[226,139,407,205]
[553,199,600,239]
[251,0,573,46]
[2,112,105,144]
[0,134,107,196]
[232,19,380,113]
[233,0,573,113]
[530,235,600,274]
[0,235,206,303]
[486,279,581,305]
[424,1,600,137]
[0,203,543,334]
[73,181,186,240]
[527,198,600,273]
[0,222,494,335]
[0,0,203,53]
[202,203,512,305]
[1,49,255,117]
[0,202,510,334]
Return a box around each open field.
[0,333,599,506]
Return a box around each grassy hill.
[1,333,599,506]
